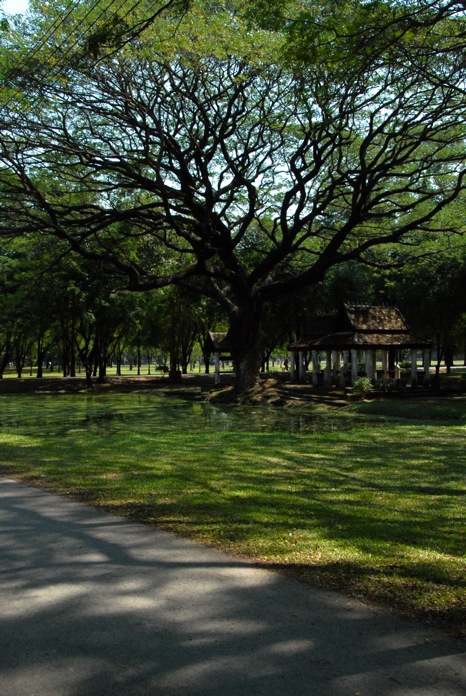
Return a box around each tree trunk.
[36,336,45,378]
[445,345,454,374]
[235,345,263,392]
[137,343,141,376]
[169,349,181,381]
[0,339,12,378]
[198,332,211,374]
[97,356,106,383]
[228,302,264,393]
[0,353,9,378]
[15,343,29,379]
[85,367,93,388]
[69,347,76,377]
[201,347,210,373]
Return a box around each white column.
[339,351,348,387]
[411,350,418,385]
[333,351,340,384]
[290,351,297,381]
[324,350,332,387]
[351,349,358,385]
[382,351,389,378]
[312,350,319,387]
[423,349,431,385]
[298,351,305,381]
[214,352,221,385]
[365,350,374,381]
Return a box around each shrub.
[353,377,373,395]
[374,377,397,393]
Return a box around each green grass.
[2,360,466,379]
[0,364,206,378]
[0,393,464,634]
[350,396,466,422]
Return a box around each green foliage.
[353,377,373,395]
[244,0,466,73]
[374,377,397,393]
[320,261,379,308]
[381,242,466,366]
[2,0,466,391]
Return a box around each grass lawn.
[0,392,464,634]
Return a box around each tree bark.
[228,302,264,393]
[36,336,46,378]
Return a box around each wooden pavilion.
[288,304,432,387]
[207,332,232,385]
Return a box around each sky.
[2,0,29,14]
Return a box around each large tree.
[1,1,466,390]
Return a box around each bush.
[374,377,397,393]
[353,377,373,395]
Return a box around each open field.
[0,364,215,379]
[0,386,464,636]
[1,359,465,380]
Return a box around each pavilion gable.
[344,305,409,333]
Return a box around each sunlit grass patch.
[0,393,464,633]
[0,433,41,447]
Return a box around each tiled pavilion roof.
[289,305,431,351]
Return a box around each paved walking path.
[0,476,464,695]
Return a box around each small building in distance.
[206,332,231,385]
[288,304,431,387]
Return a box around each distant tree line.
[1,237,465,384]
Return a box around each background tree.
[153,286,203,377]
[1,1,466,390]
[382,244,466,377]
[194,295,225,374]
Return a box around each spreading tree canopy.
[1,0,466,390]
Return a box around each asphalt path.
[0,476,464,696]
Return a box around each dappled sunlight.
[1,477,464,695]
[0,433,41,447]
[0,393,464,629]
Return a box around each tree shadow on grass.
[1,476,465,696]
[85,493,466,635]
